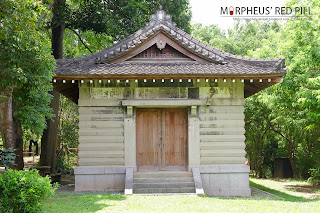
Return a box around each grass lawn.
[42,178,320,213]
[250,177,320,200]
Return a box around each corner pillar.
[188,106,200,167]
[124,106,136,166]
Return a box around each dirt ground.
[23,156,40,167]
[56,175,76,193]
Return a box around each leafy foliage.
[0,148,16,169]
[56,96,79,172]
[0,0,55,134]
[67,0,191,40]
[0,169,57,213]
[192,23,226,48]
[308,167,320,185]
[63,29,114,58]
[192,21,282,56]
[244,97,279,178]
[244,0,320,178]
[58,0,192,59]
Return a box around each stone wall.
[78,106,124,166]
[198,80,246,165]
[75,166,130,191]
[198,165,251,196]
[75,79,250,196]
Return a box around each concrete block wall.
[198,105,246,165]
[198,79,246,166]
[78,106,125,166]
[75,166,134,192]
[198,165,251,196]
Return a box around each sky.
[189,0,287,32]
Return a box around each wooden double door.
[136,108,188,171]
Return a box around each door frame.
[123,103,201,171]
[135,108,188,171]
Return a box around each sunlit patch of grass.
[42,179,320,213]
[250,178,320,200]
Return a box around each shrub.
[0,169,57,213]
[56,152,77,173]
[0,148,16,169]
[308,167,320,186]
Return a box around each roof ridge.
[225,54,285,62]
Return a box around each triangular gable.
[131,44,190,60]
[110,32,206,63]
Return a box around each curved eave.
[53,72,285,80]
[53,72,285,103]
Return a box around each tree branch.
[69,28,93,53]
[269,124,292,145]
[37,3,54,27]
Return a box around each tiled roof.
[56,62,284,76]
[55,9,286,77]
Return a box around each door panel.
[136,108,187,171]
[136,109,161,171]
[163,108,188,170]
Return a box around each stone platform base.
[74,166,135,192]
[196,165,251,197]
[74,165,250,196]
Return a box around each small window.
[188,88,199,99]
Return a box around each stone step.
[132,172,195,194]
[133,177,194,183]
[134,187,195,194]
[134,172,193,178]
[133,182,195,188]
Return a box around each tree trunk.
[51,2,65,59]
[40,90,60,173]
[12,110,24,170]
[40,0,65,173]
[271,126,300,178]
[0,88,24,170]
[288,143,299,178]
[0,89,14,148]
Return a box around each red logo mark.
[230,6,234,15]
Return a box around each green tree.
[61,0,192,57]
[0,0,55,169]
[192,20,282,56]
[68,0,192,40]
[246,0,320,178]
[245,95,278,178]
[191,23,226,48]
[56,96,79,172]
[63,29,114,58]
